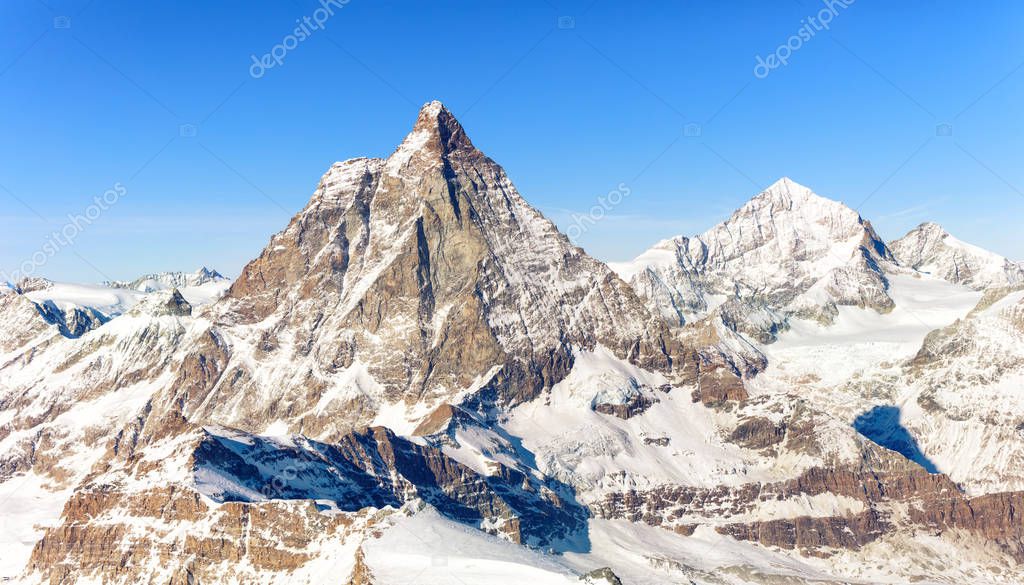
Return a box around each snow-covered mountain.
[890,221,1024,289]
[0,268,232,344]
[3,104,1024,584]
[105,266,227,292]
[610,178,897,341]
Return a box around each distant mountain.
[610,177,896,338]
[890,222,1024,289]
[1,269,231,342]
[105,266,226,292]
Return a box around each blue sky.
[1,0,1022,282]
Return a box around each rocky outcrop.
[595,455,1024,559]
[593,392,658,419]
[0,292,59,353]
[581,567,624,584]
[27,485,374,585]
[127,289,192,317]
[728,416,787,449]
[347,547,375,585]
[37,301,108,337]
[691,367,748,406]
[717,510,886,553]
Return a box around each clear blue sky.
[2,0,1022,282]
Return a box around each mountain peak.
[382,101,479,179]
[891,222,1023,289]
[764,176,802,193]
[401,100,475,156]
[105,268,226,292]
[912,221,946,235]
[196,266,224,280]
[757,177,829,206]
[615,176,896,329]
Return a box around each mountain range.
[1,102,1022,584]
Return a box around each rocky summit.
[2,102,1024,584]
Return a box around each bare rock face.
[691,367,749,406]
[346,547,375,585]
[595,448,1024,560]
[27,483,378,584]
[717,510,886,553]
[593,392,658,419]
[728,416,787,449]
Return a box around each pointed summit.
[413,101,472,148]
[753,177,841,210]
[383,101,483,179]
[715,179,873,251]
[393,101,476,159]
[196,266,224,280]
[762,176,810,197]
[615,178,897,330]
[908,221,947,238]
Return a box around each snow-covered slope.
[890,221,1024,289]
[25,281,145,317]
[0,288,207,576]
[751,271,1024,496]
